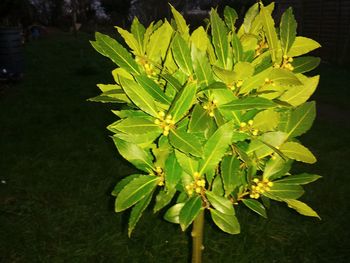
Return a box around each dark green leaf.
[112,174,141,197]
[113,137,154,172]
[128,191,153,236]
[153,188,177,213]
[210,209,240,234]
[264,183,304,200]
[115,175,159,212]
[221,156,241,196]
[164,203,185,224]
[175,150,199,175]
[242,199,267,218]
[169,129,203,157]
[179,196,203,231]
[164,152,182,188]
[206,191,235,215]
[276,173,321,185]
[291,56,321,74]
[224,6,238,30]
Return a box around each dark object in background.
[0,28,24,81]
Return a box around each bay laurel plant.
[90,1,321,262]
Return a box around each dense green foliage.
[90,2,321,237]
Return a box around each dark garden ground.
[0,32,349,262]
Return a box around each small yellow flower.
[240,122,247,128]
[193,172,200,179]
[248,120,254,126]
[195,187,201,193]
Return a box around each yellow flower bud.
[288,57,293,62]
[163,130,169,136]
[185,184,192,190]
[212,99,218,104]
[252,129,259,136]
[164,126,170,131]
[154,119,160,125]
[254,193,260,199]
[265,187,271,191]
[265,78,270,83]
[193,172,200,178]
[188,190,193,195]
[209,112,215,117]
[236,80,243,87]
[267,181,274,187]
[203,105,208,110]
[158,181,164,186]
[248,120,254,126]
[250,194,255,198]
[240,122,247,128]
[283,54,288,59]
[195,187,201,193]
[253,178,259,183]
[166,114,172,119]
[158,111,165,117]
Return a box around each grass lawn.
[0,32,349,262]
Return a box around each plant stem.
[192,210,205,263]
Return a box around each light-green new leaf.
[92,32,140,74]
[280,141,317,164]
[280,7,297,55]
[260,3,279,62]
[115,175,159,212]
[285,199,320,219]
[219,97,277,111]
[119,76,159,117]
[287,36,321,57]
[172,34,193,76]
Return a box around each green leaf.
[213,66,237,84]
[199,122,234,179]
[128,191,153,236]
[242,199,267,218]
[260,3,279,62]
[276,173,321,185]
[278,101,316,138]
[191,26,208,52]
[287,36,321,57]
[116,26,142,55]
[264,183,304,200]
[164,152,182,188]
[169,129,203,157]
[164,203,185,224]
[269,68,302,86]
[193,52,214,87]
[147,21,174,62]
[113,138,154,172]
[252,109,279,132]
[110,117,161,135]
[135,75,172,105]
[280,141,317,164]
[188,104,211,133]
[224,6,238,30]
[112,174,141,197]
[291,56,321,74]
[175,150,199,175]
[242,3,259,33]
[219,97,276,111]
[279,75,319,107]
[263,156,292,180]
[221,156,241,196]
[231,32,243,63]
[280,7,297,55]
[284,199,320,219]
[239,68,271,95]
[206,191,235,215]
[179,196,202,231]
[168,82,197,122]
[93,32,140,74]
[172,34,193,76]
[153,188,177,213]
[234,62,255,80]
[210,8,229,68]
[210,209,240,234]
[170,4,189,40]
[247,131,288,159]
[119,76,159,117]
[131,17,145,54]
[115,175,159,212]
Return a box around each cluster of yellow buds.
[227,80,243,91]
[264,77,276,87]
[277,55,294,71]
[154,111,175,136]
[185,172,206,196]
[154,166,165,186]
[249,178,274,199]
[135,57,156,77]
[239,120,259,136]
[255,42,269,56]
[203,99,218,117]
